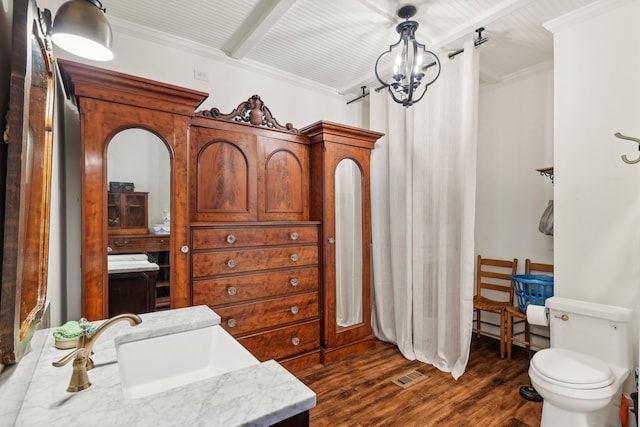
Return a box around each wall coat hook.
[615,132,640,164]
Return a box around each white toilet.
[528,297,633,427]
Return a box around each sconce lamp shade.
[52,0,114,61]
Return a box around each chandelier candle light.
[375,5,440,107]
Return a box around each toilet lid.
[531,348,614,389]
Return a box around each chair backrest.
[476,255,518,303]
[525,259,553,275]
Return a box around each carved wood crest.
[196,95,298,133]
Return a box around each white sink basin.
[116,325,259,399]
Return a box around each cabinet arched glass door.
[335,159,363,328]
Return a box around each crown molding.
[108,16,344,99]
[543,0,633,33]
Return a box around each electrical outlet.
[194,69,210,82]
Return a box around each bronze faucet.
[52,313,142,392]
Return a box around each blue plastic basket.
[510,274,554,313]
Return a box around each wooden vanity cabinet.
[107,234,171,310]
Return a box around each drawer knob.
[227,286,237,296]
[291,306,299,314]
[159,239,166,244]
[290,278,298,287]
[290,232,299,240]
[107,246,112,253]
[181,245,189,253]
[227,259,237,268]
[228,318,237,328]
[226,234,236,244]
[290,254,299,262]
[328,237,335,244]
[291,337,300,346]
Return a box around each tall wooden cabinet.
[189,97,322,370]
[303,121,384,364]
[59,59,385,371]
[57,59,208,320]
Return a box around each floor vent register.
[391,370,427,389]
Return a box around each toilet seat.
[531,348,614,390]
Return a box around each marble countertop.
[1,306,316,427]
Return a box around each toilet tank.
[547,297,633,368]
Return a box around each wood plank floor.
[295,337,542,426]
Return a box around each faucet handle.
[52,348,84,367]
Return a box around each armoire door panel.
[191,127,257,221]
[257,136,309,221]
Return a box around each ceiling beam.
[223,0,297,59]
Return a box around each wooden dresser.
[191,223,320,370]
[189,96,321,370]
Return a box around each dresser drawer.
[238,320,320,361]
[192,245,318,278]
[108,234,170,253]
[192,225,318,250]
[192,267,319,305]
[215,292,318,336]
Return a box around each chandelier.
[374,5,440,107]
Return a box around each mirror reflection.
[335,159,363,328]
[106,129,171,316]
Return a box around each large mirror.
[106,129,171,314]
[0,0,54,363]
[335,159,363,328]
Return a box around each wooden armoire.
[58,61,383,370]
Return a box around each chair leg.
[524,319,530,353]
[506,311,513,360]
[476,310,481,338]
[499,310,505,359]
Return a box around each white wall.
[550,0,640,302]
[548,0,640,382]
[476,63,554,268]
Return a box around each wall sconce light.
[51,0,114,61]
[375,5,440,107]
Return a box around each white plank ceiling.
[90,0,601,94]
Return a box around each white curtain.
[369,39,479,380]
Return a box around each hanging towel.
[539,200,554,236]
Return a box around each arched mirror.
[335,159,363,328]
[106,129,171,315]
[1,0,54,364]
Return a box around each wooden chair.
[473,255,518,358]
[505,259,553,360]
